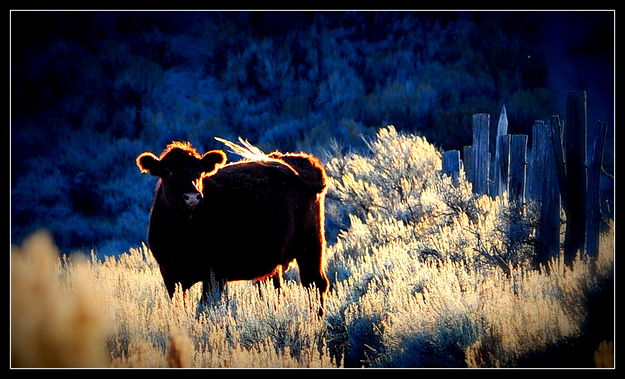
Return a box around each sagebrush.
[11,126,614,368]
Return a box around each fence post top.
[568,89,587,97]
[473,113,490,118]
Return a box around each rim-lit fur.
[137,140,329,315]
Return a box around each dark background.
[10,10,614,256]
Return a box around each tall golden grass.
[10,127,614,368]
[10,224,613,368]
[11,231,111,367]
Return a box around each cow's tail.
[215,136,268,162]
[215,137,327,195]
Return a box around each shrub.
[325,125,536,273]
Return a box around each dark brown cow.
[136,142,226,294]
[136,140,329,314]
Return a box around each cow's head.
[137,142,226,209]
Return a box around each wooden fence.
[441,90,610,265]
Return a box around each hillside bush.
[12,12,570,252]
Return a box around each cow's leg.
[165,280,177,299]
[296,237,329,317]
[153,246,179,301]
[256,265,284,305]
[273,264,288,305]
[272,264,284,290]
[181,283,194,310]
[158,265,177,299]
[200,276,225,304]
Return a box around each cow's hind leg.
[200,276,225,305]
[256,264,283,292]
[296,239,329,317]
[272,265,284,290]
[256,265,284,310]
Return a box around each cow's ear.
[201,150,226,173]
[137,152,170,178]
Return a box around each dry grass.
[10,127,614,368]
[11,231,111,367]
[10,224,613,368]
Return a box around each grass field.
[11,127,614,368]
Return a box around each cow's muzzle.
[183,192,202,206]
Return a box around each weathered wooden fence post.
[494,134,511,198]
[491,106,510,198]
[549,115,568,212]
[542,121,562,263]
[561,90,588,264]
[508,134,528,203]
[527,122,543,202]
[463,145,475,187]
[472,113,490,195]
[528,120,561,264]
[442,150,461,183]
[586,119,608,258]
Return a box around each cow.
[136,141,226,295]
[136,139,329,315]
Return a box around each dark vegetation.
[10,11,613,255]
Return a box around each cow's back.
[196,160,307,278]
[268,152,327,194]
